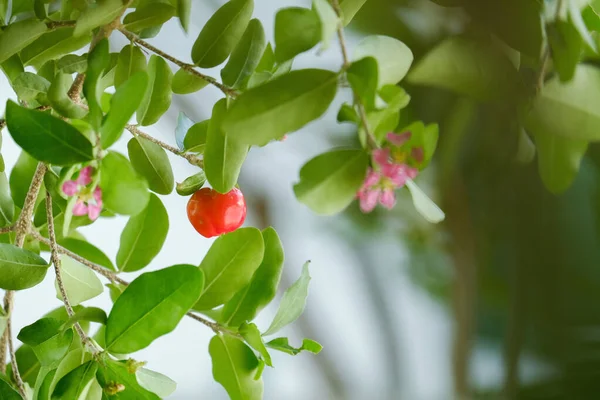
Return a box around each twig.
[117,28,239,98]
[29,230,128,286]
[330,0,378,149]
[0,163,45,396]
[186,312,241,337]
[126,124,204,168]
[44,193,100,352]
[46,20,77,29]
[67,73,86,103]
[31,229,234,335]
[0,225,14,234]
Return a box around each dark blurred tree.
[348,0,600,398]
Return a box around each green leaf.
[209,334,263,400]
[191,0,254,68]
[47,348,91,399]
[177,0,192,31]
[96,359,159,400]
[274,7,321,63]
[222,227,284,327]
[0,243,49,290]
[12,72,50,104]
[515,128,536,164]
[83,39,109,131]
[0,174,8,228]
[57,54,87,74]
[17,318,73,366]
[58,238,115,271]
[105,264,204,353]
[100,72,149,148]
[365,85,411,144]
[205,99,248,193]
[255,43,275,73]
[1,54,25,83]
[64,307,108,327]
[531,130,588,194]
[405,180,446,223]
[100,151,150,216]
[20,27,92,69]
[55,255,103,306]
[176,171,206,196]
[313,0,339,49]
[74,0,126,37]
[239,323,272,366]
[195,228,264,310]
[127,136,174,194]
[463,0,542,58]
[353,35,412,87]
[116,194,169,272]
[114,44,147,89]
[263,261,311,336]
[265,337,322,355]
[5,100,94,165]
[293,149,368,215]
[135,368,176,398]
[136,55,173,126]
[548,20,582,83]
[223,69,338,146]
[347,57,378,110]
[175,112,194,149]
[337,103,360,124]
[51,361,97,400]
[525,65,600,141]
[48,73,88,119]
[0,374,21,400]
[339,0,367,25]
[171,68,209,94]
[0,18,48,64]
[123,3,176,32]
[221,19,266,89]
[183,120,209,152]
[569,0,597,51]
[407,35,521,102]
[37,60,56,84]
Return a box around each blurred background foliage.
[342,0,600,398]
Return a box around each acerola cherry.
[187,187,247,238]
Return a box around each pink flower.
[357,162,418,213]
[387,131,411,146]
[61,167,103,221]
[372,148,391,167]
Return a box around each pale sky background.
[0,1,515,399]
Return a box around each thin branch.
[0,225,14,234]
[186,312,241,337]
[45,192,99,352]
[0,163,45,396]
[67,73,86,104]
[29,230,128,286]
[118,28,239,98]
[126,124,204,168]
[330,0,378,149]
[46,20,77,29]
[31,229,234,335]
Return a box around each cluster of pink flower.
[61,166,103,221]
[357,132,420,213]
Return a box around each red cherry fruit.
[187,187,247,238]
